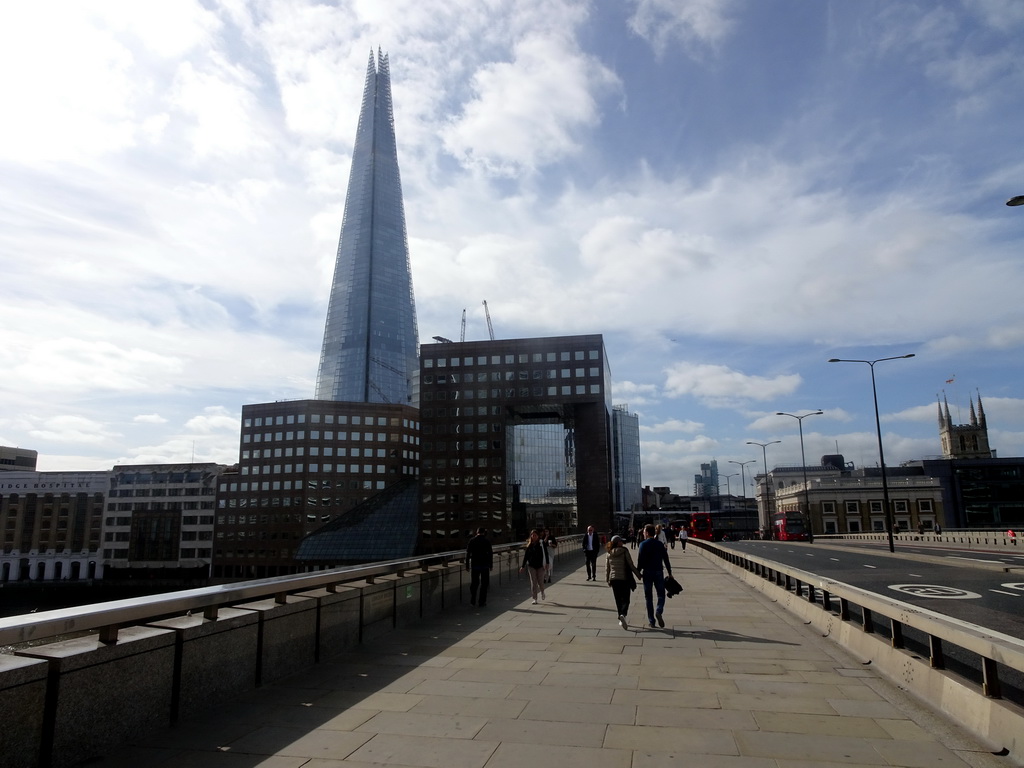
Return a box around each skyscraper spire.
[315,49,419,404]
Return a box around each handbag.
[627,571,637,591]
[665,574,683,597]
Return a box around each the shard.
[315,49,419,404]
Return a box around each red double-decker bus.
[671,512,727,541]
[771,512,809,541]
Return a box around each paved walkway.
[92,546,1006,768]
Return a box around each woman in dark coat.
[519,529,547,604]
[605,535,641,630]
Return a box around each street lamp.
[828,354,915,553]
[729,459,757,537]
[775,411,823,543]
[720,473,738,510]
[728,459,755,499]
[746,440,781,535]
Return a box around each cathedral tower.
[938,393,992,459]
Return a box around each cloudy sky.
[3,0,1024,496]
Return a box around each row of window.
[108,488,214,497]
[422,494,502,505]
[218,482,385,506]
[106,501,212,512]
[821,499,934,514]
[114,472,205,484]
[243,430,416,444]
[424,350,600,368]
[244,414,415,428]
[423,385,602,401]
[422,473,504,486]
[244,447,415,460]
[426,368,601,384]
[240,464,394,476]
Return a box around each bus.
[771,512,809,541]
[673,512,757,542]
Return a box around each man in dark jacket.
[465,527,493,607]
[581,525,600,580]
[637,523,673,628]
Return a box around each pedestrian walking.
[543,528,558,582]
[666,526,677,549]
[519,529,547,603]
[465,527,493,607]
[678,526,688,551]
[582,525,600,580]
[605,535,641,630]
[637,523,673,628]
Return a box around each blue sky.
[2,0,1024,497]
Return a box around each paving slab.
[86,547,1010,768]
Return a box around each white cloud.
[442,33,619,175]
[134,414,168,425]
[29,416,121,445]
[663,362,802,404]
[627,0,737,56]
[641,419,703,435]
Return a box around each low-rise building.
[103,463,226,579]
[1,470,108,581]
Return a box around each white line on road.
[949,556,1007,564]
[909,573,923,578]
[990,589,1020,597]
[830,558,840,561]
[863,564,877,569]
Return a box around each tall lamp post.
[828,354,915,553]
[729,459,756,536]
[720,473,738,509]
[775,411,823,543]
[747,440,781,535]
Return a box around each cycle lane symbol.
[888,584,981,599]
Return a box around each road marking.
[909,573,923,578]
[889,584,981,599]
[1001,583,1024,592]
[949,556,1006,564]
[990,589,1019,597]
[830,557,840,561]
[863,564,877,569]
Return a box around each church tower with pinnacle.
[938,393,992,459]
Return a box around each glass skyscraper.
[315,49,419,405]
[611,404,642,512]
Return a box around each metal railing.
[693,536,1024,762]
[1,538,576,650]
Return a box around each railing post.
[929,635,945,669]
[862,608,874,634]
[891,619,904,649]
[982,657,1002,698]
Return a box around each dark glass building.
[315,49,419,406]
[214,400,419,579]
[418,334,614,550]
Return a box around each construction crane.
[482,300,495,341]
[460,308,466,342]
[432,336,454,343]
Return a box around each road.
[721,539,1024,641]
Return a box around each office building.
[0,446,38,472]
[611,404,642,512]
[418,334,613,550]
[1,470,108,581]
[104,463,226,579]
[214,400,419,578]
[315,48,419,406]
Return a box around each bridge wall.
[0,545,584,768]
